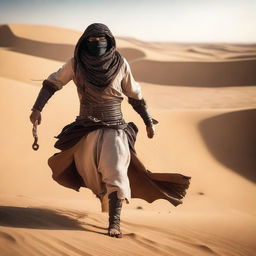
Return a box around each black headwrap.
[74,23,124,88]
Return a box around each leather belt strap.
[79,102,123,122]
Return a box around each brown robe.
[48,121,191,209]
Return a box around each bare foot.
[108,227,122,238]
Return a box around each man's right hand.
[30,109,42,125]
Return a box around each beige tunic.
[47,57,142,101]
[46,57,143,201]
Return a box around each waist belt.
[78,102,124,124]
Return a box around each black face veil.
[74,23,124,88]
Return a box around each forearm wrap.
[128,97,154,127]
[32,80,58,112]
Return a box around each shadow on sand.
[0,206,106,235]
[131,59,256,86]
[198,109,256,183]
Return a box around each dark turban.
[74,23,124,89]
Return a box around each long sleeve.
[121,58,156,127]
[32,58,74,111]
[121,58,143,100]
[46,58,74,90]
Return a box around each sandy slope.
[0,24,256,256]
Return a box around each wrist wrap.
[32,80,58,111]
[128,97,154,127]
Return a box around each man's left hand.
[146,126,155,139]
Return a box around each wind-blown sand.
[0,24,255,256]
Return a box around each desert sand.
[0,24,255,256]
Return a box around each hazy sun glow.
[0,0,255,42]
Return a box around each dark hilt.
[32,120,39,151]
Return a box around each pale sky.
[0,0,256,42]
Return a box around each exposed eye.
[88,36,106,42]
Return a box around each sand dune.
[0,197,255,256]
[0,25,146,62]
[1,24,256,86]
[139,82,256,109]
[131,59,256,86]
[0,24,256,256]
[199,109,256,183]
[0,24,75,62]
